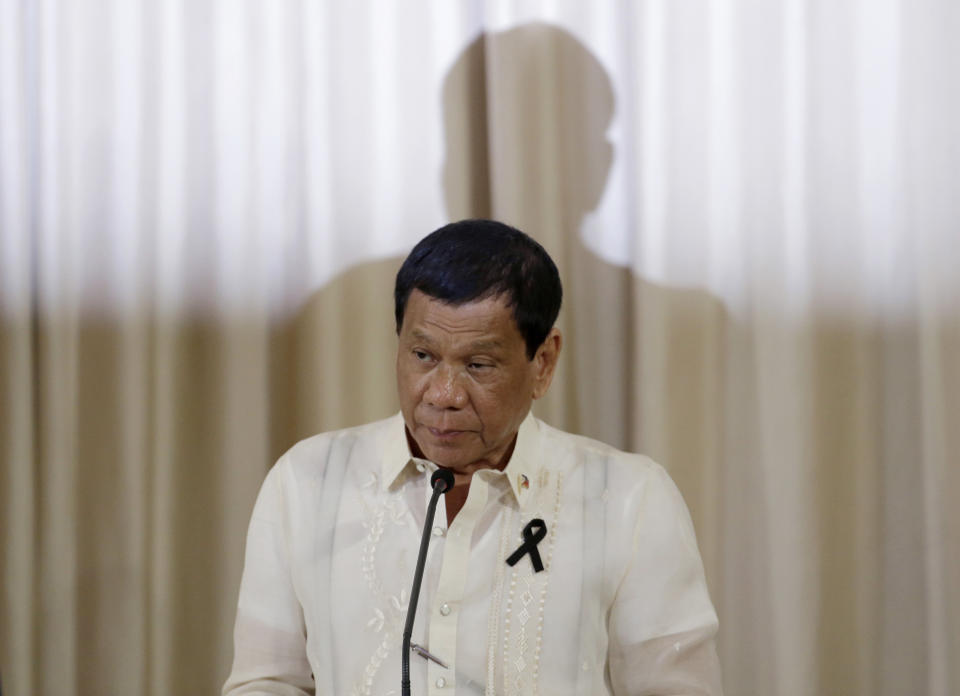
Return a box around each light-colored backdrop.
[1,1,958,694]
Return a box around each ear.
[531,328,562,400]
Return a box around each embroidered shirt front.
[223,412,723,695]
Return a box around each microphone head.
[430,468,455,493]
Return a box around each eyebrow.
[409,329,437,346]
[409,330,504,353]
[468,339,504,352]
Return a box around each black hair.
[394,219,562,359]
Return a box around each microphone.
[401,467,455,696]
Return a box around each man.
[223,220,722,695]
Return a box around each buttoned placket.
[424,469,493,694]
[389,417,539,693]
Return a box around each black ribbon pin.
[506,518,547,573]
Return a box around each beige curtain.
[2,2,958,695]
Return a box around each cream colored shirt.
[223,412,722,695]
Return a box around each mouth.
[426,426,469,441]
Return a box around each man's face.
[396,289,559,474]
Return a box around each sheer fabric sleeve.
[223,459,316,695]
[607,463,723,696]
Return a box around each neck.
[404,429,520,524]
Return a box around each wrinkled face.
[396,289,560,474]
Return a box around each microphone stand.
[401,467,455,696]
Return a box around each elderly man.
[223,219,722,695]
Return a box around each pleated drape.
[1,2,958,695]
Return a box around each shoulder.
[535,417,667,485]
[250,414,401,529]
[268,413,401,489]
[533,418,691,528]
[283,414,398,466]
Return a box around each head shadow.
[440,23,614,226]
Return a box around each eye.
[468,361,493,371]
[413,349,433,362]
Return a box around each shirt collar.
[380,413,417,491]
[380,411,542,510]
[500,411,540,509]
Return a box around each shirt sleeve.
[607,463,723,696]
[223,460,316,696]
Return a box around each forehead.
[401,290,523,348]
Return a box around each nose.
[423,365,468,410]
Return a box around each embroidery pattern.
[502,473,563,695]
[353,473,410,696]
[485,505,515,695]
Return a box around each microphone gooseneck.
[401,467,455,696]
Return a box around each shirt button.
[439,603,451,616]
[435,677,446,688]
[415,462,426,473]
[432,526,445,537]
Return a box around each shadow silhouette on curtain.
[270,24,736,648]
[269,23,732,603]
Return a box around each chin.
[421,444,470,469]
